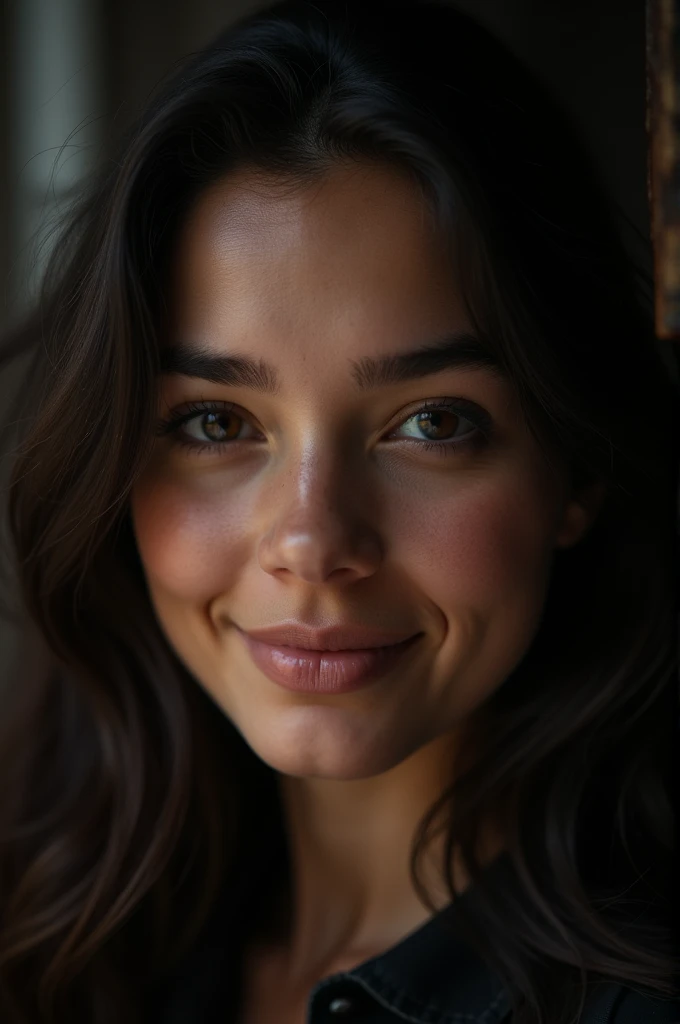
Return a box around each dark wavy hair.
[0,1,677,1021]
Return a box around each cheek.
[403,468,559,606]
[129,472,251,600]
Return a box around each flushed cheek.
[129,474,252,600]
[398,470,562,719]
[403,472,559,609]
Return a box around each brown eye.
[188,410,244,443]
[155,401,261,454]
[387,397,489,454]
[413,409,465,441]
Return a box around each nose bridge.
[292,438,352,509]
[257,438,383,584]
[270,398,361,513]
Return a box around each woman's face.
[130,162,594,780]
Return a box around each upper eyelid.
[161,394,489,419]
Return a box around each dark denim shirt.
[153,852,680,1023]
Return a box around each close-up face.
[130,161,593,781]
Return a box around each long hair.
[0,1,677,1021]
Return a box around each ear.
[554,479,608,550]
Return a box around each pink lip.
[238,630,422,694]
[242,622,418,651]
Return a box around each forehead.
[177,161,437,254]
[167,162,466,340]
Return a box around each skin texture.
[129,162,603,1008]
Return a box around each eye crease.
[154,397,494,459]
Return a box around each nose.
[257,456,383,586]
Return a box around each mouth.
[237,629,423,695]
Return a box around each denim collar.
[305,851,513,1024]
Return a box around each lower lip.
[238,631,421,694]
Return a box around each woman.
[0,1,677,1021]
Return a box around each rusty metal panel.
[647,0,680,339]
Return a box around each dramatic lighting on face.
[130,163,589,781]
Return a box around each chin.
[237,709,414,781]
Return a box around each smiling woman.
[0,2,677,1024]
[135,162,572,776]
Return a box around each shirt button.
[328,996,354,1014]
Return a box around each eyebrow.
[158,331,508,393]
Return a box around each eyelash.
[154,398,493,458]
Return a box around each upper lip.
[240,622,420,652]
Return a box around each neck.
[262,729,501,991]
